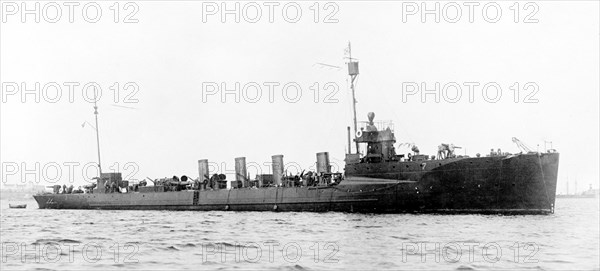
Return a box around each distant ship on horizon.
[556,183,599,198]
[1,182,46,200]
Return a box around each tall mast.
[347,42,360,153]
[93,90,102,176]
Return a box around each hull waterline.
[34,153,559,215]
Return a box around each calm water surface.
[1,198,598,270]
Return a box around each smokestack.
[271,155,284,186]
[198,159,209,190]
[316,152,331,174]
[235,157,247,188]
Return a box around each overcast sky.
[1,1,598,193]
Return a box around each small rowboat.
[9,204,27,209]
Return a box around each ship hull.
[33,153,559,214]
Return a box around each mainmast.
[347,42,360,154]
[93,90,102,176]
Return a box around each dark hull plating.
[33,153,559,214]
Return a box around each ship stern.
[33,194,52,209]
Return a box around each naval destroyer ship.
[33,48,560,214]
